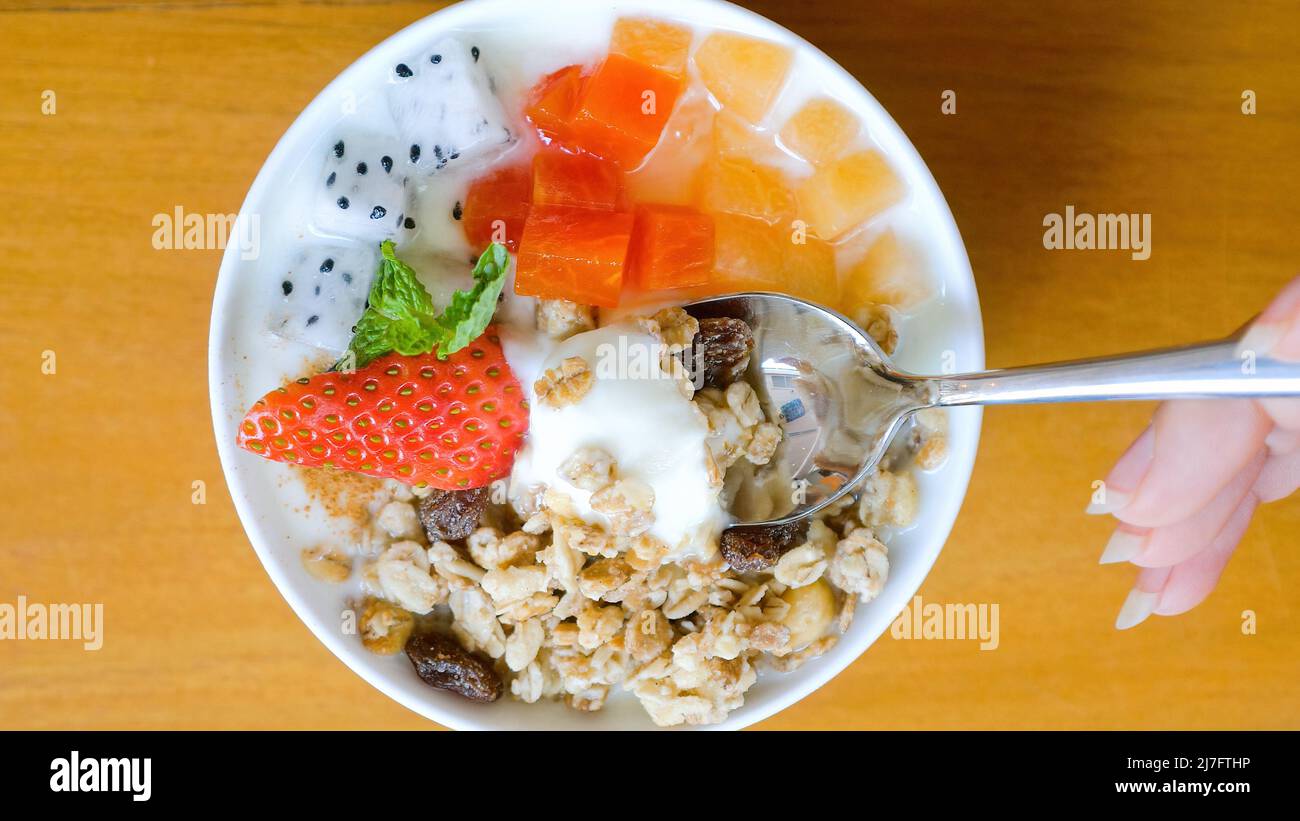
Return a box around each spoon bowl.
[689,291,1300,528]
[686,292,930,527]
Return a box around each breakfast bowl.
[209,0,984,730]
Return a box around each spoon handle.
[928,337,1300,406]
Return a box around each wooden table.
[1,0,1296,730]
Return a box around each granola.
[534,356,595,408]
[309,306,927,727]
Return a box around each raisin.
[405,632,503,703]
[693,317,754,389]
[719,519,809,572]
[418,486,489,542]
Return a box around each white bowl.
[209,0,984,730]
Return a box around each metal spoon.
[685,292,1300,527]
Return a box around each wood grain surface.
[0,0,1296,730]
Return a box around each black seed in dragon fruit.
[269,243,379,354]
[311,132,412,242]
[387,37,513,175]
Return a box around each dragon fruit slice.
[387,37,514,175]
[269,242,378,354]
[311,132,414,242]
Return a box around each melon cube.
[780,97,860,165]
[694,155,797,225]
[532,149,621,210]
[712,213,787,292]
[610,16,693,77]
[694,31,793,124]
[516,205,634,307]
[784,234,839,305]
[840,230,932,312]
[797,149,903,240]
[711,215,839,304]
[570,53,682,169]
[627,204,715,291]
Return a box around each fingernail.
[1086,488,1131,515]
[1115,589,1158,630]
[1236,321,1283,359]
[1090,426,1155,515]
[1099,529,1145,564]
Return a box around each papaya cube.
[525,64,585,145]
[462,163,531,251]
[516,205,634,307]
[797,150,904,240]
[627,204,715,291]
[532,149,622,210]
[694,155,797,225]
[694,31,793,124]
[779,97,860,165]
[610,16,693,77]
[840,230,931,311]
[570,53,682,169]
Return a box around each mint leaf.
[369,240,435,321]
[334,241,508,370]
[433,242,510,358]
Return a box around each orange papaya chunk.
[569,53,682,169]
[626,204,715,292]
[525,64,586,145]
[516,205,634,308]
[531,149,622,210]
[462,163,531,251]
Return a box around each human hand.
[1088,275,1300,628]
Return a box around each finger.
[1115,399,1271,528]
[1115,566,1171,630]
[1154,492,1257,616]
[1238,273,1300,361]
[1257,397,1300,431]
[1256,446,1300,503]
[1113,492,1257,628]
[1085,425,1154,515]
[1100,449,1265,568]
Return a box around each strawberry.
[236,326,528,490]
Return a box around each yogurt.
[508,322,725,555]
